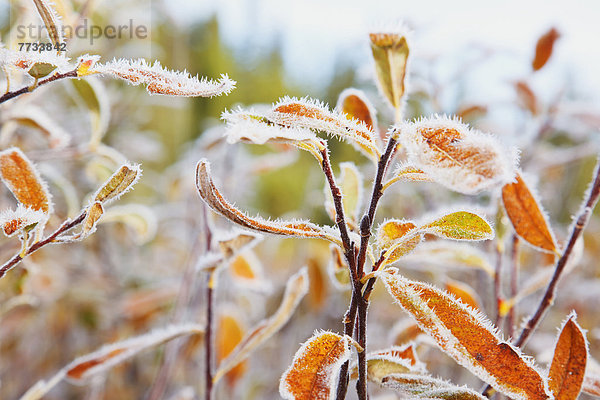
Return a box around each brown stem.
[507,235,519,338]
[493,240,504,329]
[483,157,600,398]
[0,69,78,104]
[0,211,86,279]
[514,159,600,348]
[205,272,215,400]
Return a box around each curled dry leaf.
[0,147,53,215]
[336,88,378,133]
[19,324,204,400]
[398,116,516,195]
[60,201,103,242]
[369,26,410,117]
[270,97,381,162]
[214,268,309,384]
[381,373,487,400]
[97,59,236,97]
[196,160,341,245]
[502,173,558,253]
[93,163,141,204]
[379,269,551,400]
[351,344,425,383]
[32,0,64,48]
[532,27,560,71]
[279,331,354,400]
[548,313,588,400]
[217,230,262,259]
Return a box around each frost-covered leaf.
[420,211,494,241]
[0,204,46,237]
[0,147,52,214]
[227,251,270,292]
[97,59,235,97]
[398,116,516,194]
[532,28,560,71]
[270,96,381,162]
[336,88,378,132]
[381,373,487,400]
[216,312,247,386]
[76,54,101,77]
[351,344,425,383]
[214,268,309,384]
[196,160,341,245]
[0,49,70,72]
[222,108,326,163]
[548,313,588,400]
[383,164,433,192]
[377,219,422,264]
[502,173,557,253]
[32,0,64,48]
[369,25,410,116]
[19,324,204,400]
[27,62,57,79]
[217,230,262,259]
[379,269,551,400]
[279,331,354,400]
[93,163,141,204]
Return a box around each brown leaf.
[379,269,551,400]
[532,28,560,71]
[217,231,262,259]
[381,373,487,400]
[515,81,539,115]
[279,331,354,400]
[196,160,341,245]
[94,163,141,204]
[502,173,557,253]
[214,268,309,384]
[548,314,588,400]
[0,147,52,214]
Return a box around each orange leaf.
[532,28,560,71]
[502,173,557,253]
[548,314,588,400]
[280,331,354,400]
[445,280,483,311]
[337,88,378,132]
[216,313,247,386]
[0,147,52,214]
[379,269,551,400]
[515,81,539,115]
[196,160,341,245]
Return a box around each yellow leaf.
[381,373,487,400]
[377,219,422,265]
[93,163,141,204]
[351,344,425,383]
[369,30,410,118]
[548,314,588,400]
[196,160,341,245]
[214,268,309,384]
[216,313,247,386]
[279,331,354,400]
[379,269,551,400]
[420,211,494,241]
[502,173,557,253]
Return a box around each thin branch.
[507,235,519,338]
[514,158,600,348]
[0,69,78,105]
[0,210,87,279]
[493,239,505,329]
